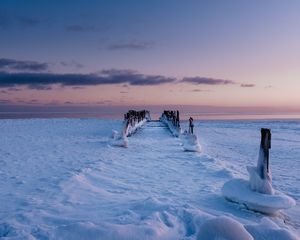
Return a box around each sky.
[1,0,300,115]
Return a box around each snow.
[111,119,147,147]
[222,179,296,214]
[181,132,201,152]
[222,132,296,214]
[248,146,274,195]
[160,114,201,152]
[247,165,274,195]
[160,115,181,137]
[0,118,299,239]
[125,119,147,137]
[111,133,129,148]
[197,216,254,240]
[245,217,299,240]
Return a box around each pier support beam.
[123,110,150,137]
[160,110,181,137]
[260,128,271,179]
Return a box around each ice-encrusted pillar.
[258,128,271,179]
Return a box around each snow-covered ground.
[0,118,299,239]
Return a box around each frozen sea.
[0,118,299,239]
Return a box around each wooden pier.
[159,110,181,137]
[123,110,150,137]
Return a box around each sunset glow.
[1,0,300,116]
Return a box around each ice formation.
[222,128,296,214]
[245,217,300,240]
[197,216,254,240]
[222,178,296,214]
[160,111,201,152]
[181,131,201,152]
[111,130,129,148]
[111,110,148,147]
[247,128,273,194]
[125,119,147,137]
[160,114,181,137]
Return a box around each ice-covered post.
[260,128,271,178]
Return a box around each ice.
[197,216,254,240]
[111,119,147,147]
[160,114,181,137]
[111,131,129,148]
[247,142,274,195]
[160,113,201,152]
[52,219,181,240]
[111,130,119,139]
[245,218,299,240]
[222,178,296,214]
[125,119,147,137]
[181,132,201,152]
[0,118,299,239]
[247,165,274,195]
[222,128,296,215]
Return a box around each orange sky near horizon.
[1,1,300,114]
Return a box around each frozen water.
[0,118,299,239]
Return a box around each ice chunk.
[245,218,299,240]
[222,179,296,214]
[111,119,146,148]
[111,130,128,148]
[111,130,119,139]
[247,166,274,195]
[246,146,274,195]
[197,216,253,240]
[160,115,181,137]
[222,128,296,214]
[181,132,201,152]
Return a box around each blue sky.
[1,0,300,112]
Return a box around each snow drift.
[0,119,299,239]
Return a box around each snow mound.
[1,119,300,239]
[111,119,147,148]
[111,130,128,148]
[245,218,300,240]
[197,216,253,240]
[52,219,181,240]
[181,132,201,152]
[222,179,296,214]
[111,130,119,139]
[0,223,17,239]
[247,166,274,195]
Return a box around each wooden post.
[260,128,271,178]
[176,110,180,127]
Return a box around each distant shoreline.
[1,112,300,121]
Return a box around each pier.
[123,110,150,137]
[159,110,181,137]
